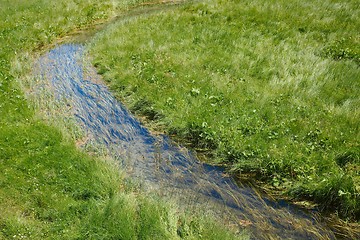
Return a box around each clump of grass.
[89,0,360,221]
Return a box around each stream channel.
[32,6,339,238]
[33,43,338,240]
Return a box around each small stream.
[34,44,336,239]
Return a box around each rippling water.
[34,44,335,239]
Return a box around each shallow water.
[34,44,336,239]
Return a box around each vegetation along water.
[32,43,336,239]
[1,0,245,239]
[88,0,360,231]
[1,0,359,239]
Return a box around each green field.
[89,0,360,221]
[0,0,245,239]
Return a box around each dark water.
[34,44,335,240]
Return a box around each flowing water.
[33,43,336,239]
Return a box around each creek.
[33,43,336,240]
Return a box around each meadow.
[89,0,360,221]
[0,0,244,239]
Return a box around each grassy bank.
[0,0,243,239]
[89,0,360,221]
[0,126,240,239]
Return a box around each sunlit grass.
[89,0,360,220]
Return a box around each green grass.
[0,125,240,239]
[0,0,244,239]
[89,0,360,221]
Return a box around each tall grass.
[89,0,360,220]
[0,0,244,239]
